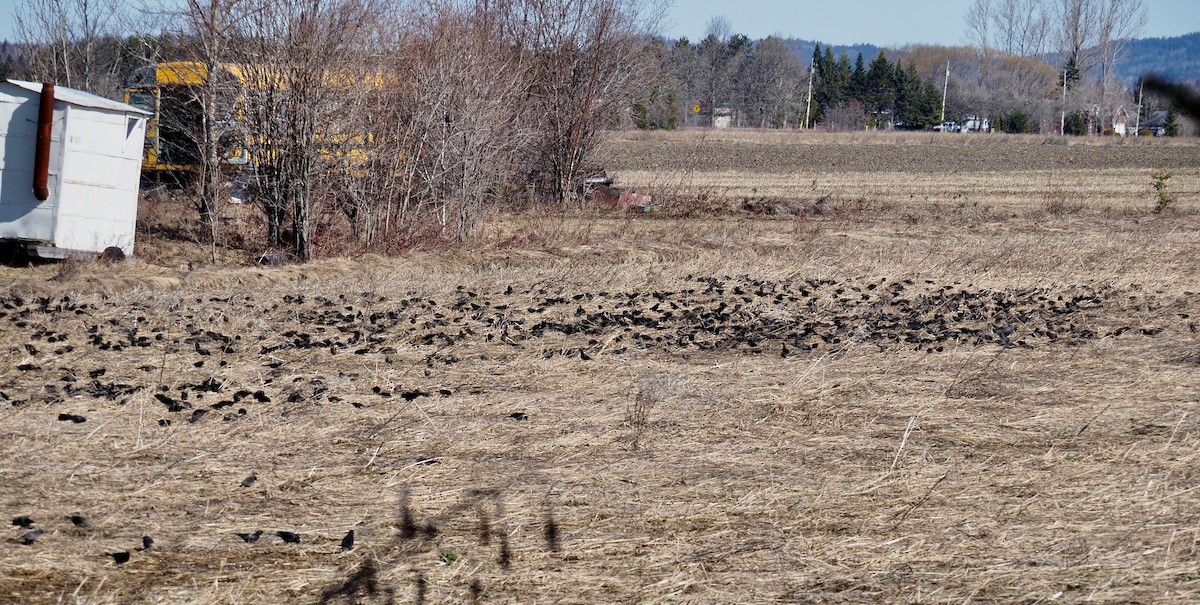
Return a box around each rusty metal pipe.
[33,82,54,201]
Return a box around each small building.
[712,107,733,129]
[1142,111,1169,136]
[1112,106,1129,136]
[0,79,149,258]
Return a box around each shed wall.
[0,83,145,256]
[0,87,63,243]
[55,104,145,254]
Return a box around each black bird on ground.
[139,536,154,550]
[340,530,355,551]
[236,530,263,543]
[19,529,44,545]
[109,551,130,564]
[67,514,88,527]
[276,531,301,544]
[12,516,33,528]
[241,474,257,488]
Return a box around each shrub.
[1151,168,1174,213]
[997,111,1031,134]
[1064,111,1087,136]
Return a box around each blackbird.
[12,516,33,528]
[109,551,130,564]
[340,529,355,551]
[19,529,44,545]
[276,531,301,544]
[236,530,263,543]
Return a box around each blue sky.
[665,0,1200,46]
[1,0,1197,47]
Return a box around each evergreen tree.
[809,43,824,122]
[1060,53,1081,88]
[920,80,942,129]
[864,51,896,120]
[728,34,752,54]
[895,63,936,129]
[1165,106,1180,136]
[835,52,851,103]
[820,45,837,109]
[811,46,850,122]
[849,52,867,102]
[997,111,1031,133]
[0,55,14,82]
[1065,110,1087,135]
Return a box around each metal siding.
[0,88,57,242]
[0,82,142,254]
[54,104,142,255]
[6,79,151,115]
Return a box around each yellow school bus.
[125,61,378,182]
[124,62,251,179]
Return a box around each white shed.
[0,79,149,258]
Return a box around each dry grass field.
[2,130,1199,604]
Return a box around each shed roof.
[4,79,150,115]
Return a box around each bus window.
[127,90,156,114]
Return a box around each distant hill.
[1114,32,1200,85]
[777,38,881,64]
[764,33,1198,87]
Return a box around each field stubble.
[1,131,1199,603]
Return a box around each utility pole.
[804,61,814,129]
[940,60,949,124]
[1134,78,1144,136]
[1061,69,1068,136]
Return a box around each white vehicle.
[962,115,991,132]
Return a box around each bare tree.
[1095,0,1147,117]
[234,0,382,260]
[376,0,536,244]
[1055,0,1100,77]
[171,0,250,261]
[740,36,803,128]
[14,0,126,95]
[513,0,663,207]
[965,0,994,83]
[693,15,744,126]
[993,0,1051,57]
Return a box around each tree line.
[632,21,947,132]
[632,0,1188,137]
[2,0,1191,261]
[6,0,664,261]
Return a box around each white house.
[0,79,149,258]
[1113,106,1129,136]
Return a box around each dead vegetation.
[2,132,1200,603]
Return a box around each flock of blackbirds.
[0,276,1170,416]
[11,513,154,564]
[2,275,1177,566]
[10,508,356,564]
